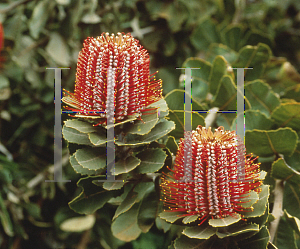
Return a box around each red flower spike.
[62,32,162,124]
[160,125,262,224]
[0,23,3,52]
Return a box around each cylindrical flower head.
[0,23,4,66]
[63,32,162,124]
[161,126,262,224]
[0,23,3,53]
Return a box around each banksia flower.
[161,126,262,225]
[62,32,162,124]
[0,23,3,52]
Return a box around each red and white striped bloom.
[161,126,262,224]
[0,23,3,53]
[63,32,162,124]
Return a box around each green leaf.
[165,2,188,32]
[271,158,300,184]
[149,98,169,117]
[174,235,230,249]
[268,242,278,249]
[207,43,238,64]
[273,217,298,249]
[89,132,107,146]
[116,119,175,146]
[233,43,272,81]
[56,0,71,5]
[101,114,139,129]
[113,190,138,220]
[69,176,119,214]
[237,225,270,249]
[182,58,212,84]
[209,213,241,227]
[25,69,42,88]
[95,208,126,249]
[137,185,159,232]
[245,128,298,157]
[3,10,26,41]
[243,31,273,49]
[247,203,270,228]
[70,154,102,175]
[212,75,237,111]
[183,225,216,239]
[267,213,276,223]
[0,74,10,89]
[182,215,199,224]
[135,148,167,173]
[285,142,300,171]
[46,32,70,66]
[62,126,94,146]
[165,89,205,111]
[243,185,269,218]
[60,215,96,232]
[191,18,221,50]
[271,103,300,130]
[216,223,259,239]
[111,203,142,242]
[157,67,181,95]
[239,190,259,209]
[134,182,154,202]
[283,181,300,220]
[114,155,141,175]
[179,58,213,102]
[75,148,107,170]
[216,112,237,130]
[167,111,205,139]
[209,55,229,95]
[81,12,101,24]
[125,112,158,135]
[284,210,300,236]
[142,29,163,52]
[131,231,166,249]
[155,216,172,233]
[166,136,178,155]
[221,24,245,51]
[107,184,132,206]
[232,110,274,131]
[163,34,177,56]
[245,80,280,117]
[159,211,185,223]
[0,194,14,236]
[28,0,53,39]
[64,119,98,133]
[190,78,210,102]
[174,235,205,249]
[101,174,127,190]
[283,84,300,102]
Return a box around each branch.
[232,0,245,24]
[269,179,284,243]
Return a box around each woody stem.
[269,179,284,242]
